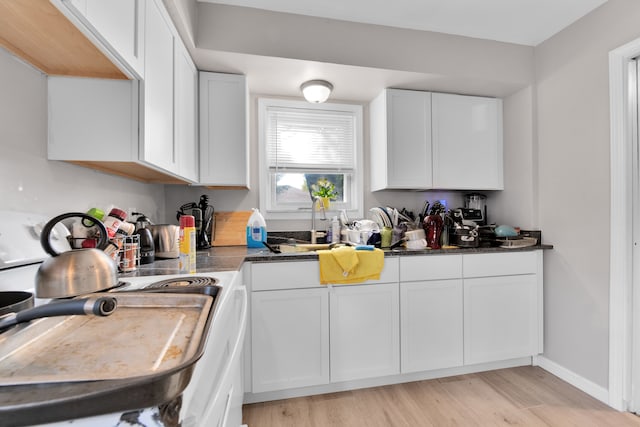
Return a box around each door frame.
[608,36,640,411]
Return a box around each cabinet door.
[464,275,538,365]
[174,42,198,182]
[401,280,463,373]
[199,72,249,187]
[142,0,176,173]
[84,0,144,76]
[48,77,138,162]
[251,288,329,393]
[330,283,400,382]
[432,93,503,190]
[370,89,432,190]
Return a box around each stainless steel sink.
[278,243,332,253]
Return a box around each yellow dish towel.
[318,246,385,284]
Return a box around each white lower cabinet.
[330,283,400,382]
[247,251,543,400]
[400,279,463,373]
[251,288,329,393]
[463,274,538,365]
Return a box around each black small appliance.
[132,213,155,264]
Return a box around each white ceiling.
[198,0,607,46]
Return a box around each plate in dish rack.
[499,237,537,248]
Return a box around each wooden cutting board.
[212,211,252,246]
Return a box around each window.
[258,98,363,220]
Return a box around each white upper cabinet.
[370,89,432,191]
[369,88,503,191]
[63,0,145,77]
[47,0,199,184]
[199,72,249,188]
[48,77,139,162]
[174,42,198,183]
[432,93,503,190]
[141,0,175,173]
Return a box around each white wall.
[195,3,534,92]
[0,49,166,222]
[490,85,536,229]
[534,0,640,388]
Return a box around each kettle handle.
[41,212,109,256]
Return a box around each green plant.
[311,179,338,200]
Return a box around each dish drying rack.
[498,236,537,249]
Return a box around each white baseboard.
[534,355,609,405]
[245,357,532,404]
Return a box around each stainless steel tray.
[0,287,220,427]
[0,292,213,385]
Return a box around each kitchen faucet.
[311,196,327,244]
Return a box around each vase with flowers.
[311,179,338,210]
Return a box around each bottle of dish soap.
[330,216,340,244]
[246,208,267,248]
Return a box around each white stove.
[0,212,247,427]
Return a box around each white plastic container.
[246,208,267,248]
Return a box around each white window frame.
[258,97,364,220]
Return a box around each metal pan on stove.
[0,292,34,317]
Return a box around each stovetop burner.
[143,276,219,289]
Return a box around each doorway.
[609,37,640,412]
[632,58,640,414]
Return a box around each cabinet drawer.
[251,257,399,291]
[463,252,538,278]
[252,261,320,291]
[400,255,462,282]
[366,257,398,285]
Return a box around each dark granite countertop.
[119,246,253,277]
[245,244,554,263]
[119,244,553,277]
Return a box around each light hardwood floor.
[243,366,640,426]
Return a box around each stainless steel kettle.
[35,212,118,298]
[148,224,180,259]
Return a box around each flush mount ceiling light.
[300,80,333,103]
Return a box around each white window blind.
[265,106,356,171]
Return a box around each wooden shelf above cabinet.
[0,0,126,79]
[69,161,192,184]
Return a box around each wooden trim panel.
[68,161,190,184]
[0,0,126,79]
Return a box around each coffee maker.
[461,193,487,226]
